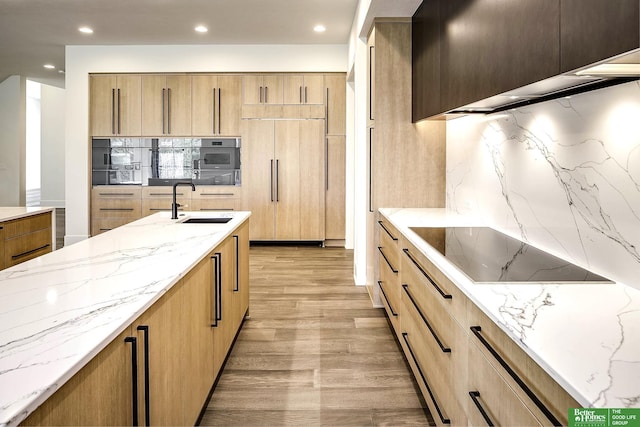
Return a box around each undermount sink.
[181,217,233,224]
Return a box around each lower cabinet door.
[467,341,542,427]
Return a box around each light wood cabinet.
[324,74,346,136]
[243,75,283,105]
[283,74,324,105]
[325,135,345,242]
[142,75,191,136]
[377,217,401,334]
[192,75,242,136]
[2,212,53,269]
[243,119,325,241]
[21,328,135,426]
[142,186,193,217]
[22,219,250,426]
[90,75,142,136]
[191,186,242,212]
[91,186,142,236]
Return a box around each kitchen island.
[379,208,640,424]
[0,211,250,426]
[0,207,56,271]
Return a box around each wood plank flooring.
[199,246,433,427]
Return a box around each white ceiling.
[0,0,423,88]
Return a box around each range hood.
[448,48,640,114]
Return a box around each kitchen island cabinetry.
[141,75,191,136]
[91,186,142,236]
[9,213,251,426]
[192,75,242,136]
[1,210,53,270]
[90,75,142,137]
[242,119,325,241]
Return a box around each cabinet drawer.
[378,218,400,273]
[378,258,400,333]
[92,198,142,218]
[401,238,467,325]
[193,186,241,199]
[142,198,191,216]
[3,212,52,239]
[190,199,241,212]
[401,279,468,426]
[5,228,52,268]
[467,341,542,427]
[467,304,576,426]
[142,187,192,199]
[92,186,142,199]
[91,218,136,236]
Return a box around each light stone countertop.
[0,211,250,427]
[0,207,55,223]
[380,208,640,409]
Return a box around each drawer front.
[401,279,468,426]
[4,212,52,239]
[378,220,400,274]
[194,186,242,199]
[467,304,576,426]
[142,198,191,216]
[190,198,242,212]
[468,341,542,427]
[5,228,52,268]
[91,218,136,236]
[378,258,400,334]
[142,187,193,199]
[401,238,467,325]
[92,186,142,199]
[92,198,142,218]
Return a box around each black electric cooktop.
[409,227,612,283]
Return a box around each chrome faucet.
[172,181,196,219]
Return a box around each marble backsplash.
[446,80,640,289]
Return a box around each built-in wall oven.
[193,138,241,185]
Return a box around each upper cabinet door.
[141,75,168,136]
[262,75,283,105]
[440,0,560,112]
[90,75,141,136]
[141,75,191,136]
[191,75,218,135]
[217,75,242,136]
[302,75,324,105]
[283,75,305,104]
[166,75,192,136]
[560,0,640,72]
[324,74,346,135]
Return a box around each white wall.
[65,44,348,245]
[41,85,66,207]
[0,75,26,206]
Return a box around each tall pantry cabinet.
[367,20,446,301]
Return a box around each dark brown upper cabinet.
[439,0,560,113]
[412,0,442,121]
[560,0,640,72]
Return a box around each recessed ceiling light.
[195,25,208,33]
[79,26,93,34]
[314,25,326,33]
[44,64,55,69]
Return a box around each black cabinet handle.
[304,86,308,103]
[233,235,240,292]
[162,88,166,134]
[299,86,303,104]
[11,244,50,260]
[111,88,116,135]
[136,326,151,426]
[369,45,374,121]
[470,326,560,426]
[99,208,134,212]
[403,248,452,300]
[167,88,171,134]
[377,281,397,317]
[275,159,280,202]
[270,160,274,202]
[117,88,121,134]
[212,88,216,133]
[402,333,450,424]
[217,88,222,134]
[325,88,329,133]
[377,246,398,274]
[469,391,494,426]
[211,253,222,327]
[265,86,268,103]
[98,192,135,196]
[259,86,263,103]
[368,128,373,213]
[378,220,398,241]
[402,284,451,353]
[124,336,139,427]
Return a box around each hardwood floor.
[199,246,433,427]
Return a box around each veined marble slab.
[381,208,640,409]
[0,211,250,427]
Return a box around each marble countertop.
[0,211,250,427]
[380,208,640,409]
[0,207,55,223]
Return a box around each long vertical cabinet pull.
[111,88,116,135]
[136,326,151,426]
[161,88,166,134]
[265,86,268,104]
[212,88,216,135]
[233,235,240,292]
[270,160,274,202]
[325,137,329,190]
[469,326,560,426]
[275,159,280,202]
[368,127,374,213]
[469,391,495,427]
[117,88,121,134]
[299,86,303,104]
[167,88,171,134]
[304,86,308,104]
[217,88,222,134]
[325,88,329,133]
[369,45,375,121]
[259,86,263,103]
[211,253,222,327]
[124,337,139,427]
